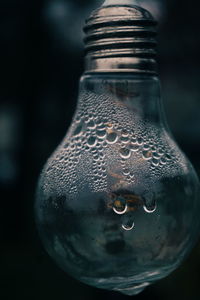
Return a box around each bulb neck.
[79,74,164,126]
[83,4,157,75]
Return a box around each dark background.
[1,0,200,299]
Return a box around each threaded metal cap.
[83,4,157,74]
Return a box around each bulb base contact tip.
[83,3,157,74]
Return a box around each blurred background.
[1,0,200,299]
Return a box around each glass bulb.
[35,2,200,296]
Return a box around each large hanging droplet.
[122,222,135,231]
[113,198,128,215]
[143,203,157,213]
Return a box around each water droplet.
[106,132,118,144]
[123,168,130,176]
[69,162,73,168]
[166,154,172,160]
[91,148,97,154]
[102,166,106,172]
[64,142,69,149]
[131,137,137,143]
[158,148,164,155]
[77,142,82,149]
[73,123,83,136]
[93,155,100,161]
[70,143,75,150]
[143,144,150,150]
[152,151,160,159]
[143,192,157,213]
[98,146,104,152]
[121,129,129,137]
[84,115,89,123]
[97,123,106,130]
[143,204,157,213]
[119,148,131,159]
[152,158,159,166]
[142,150,152,160]
[129,143,139,152]
[87,136,97,147]
[160,157,167,165]
[96,129,106,139]
[137,137,143,145]
[99,152,105,159]
[122,222,134,231]
[113,200,128,215]
[120,136,129,144]
[94,176,99,182]
[87,120,96,129]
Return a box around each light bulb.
[35,2,200,296]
